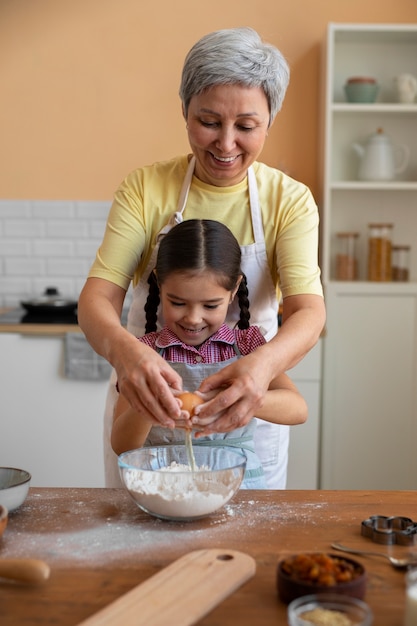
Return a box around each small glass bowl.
[288,593,373,626]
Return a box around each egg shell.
[178,392,204,416]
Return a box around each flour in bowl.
[124,462,242,519]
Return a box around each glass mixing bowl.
[118,445,246,521]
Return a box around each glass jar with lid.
[335,232,359,280]
[392,245,410,282]
[367,223,393,281]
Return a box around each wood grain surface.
[0,488,415,625]
[77,549,256,626]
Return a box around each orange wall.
[1,0,416,201]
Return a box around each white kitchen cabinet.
[320,24,417,489]
[286,340,322,489]
[321,282,417,489]
[0,333,108,487]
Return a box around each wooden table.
[1,488,416,625]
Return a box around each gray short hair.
[179,27,290,127]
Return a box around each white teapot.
[394,73,417,104]
[352,128,410,181]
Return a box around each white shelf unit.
[321,23,417,285]
[320,24,417,490]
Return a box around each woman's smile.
[185,83,270,187]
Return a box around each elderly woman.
[78,27,325,488]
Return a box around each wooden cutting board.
[77,548,256,626]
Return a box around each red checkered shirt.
[138,323,266,364]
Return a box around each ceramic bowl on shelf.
[287,593,373,626]
[344,77,379,103]
[118,445,246,521]
[0,468,31,512]
[277,552,367,604]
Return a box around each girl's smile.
[160,270,237,346]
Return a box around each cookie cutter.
[361,515,417,545]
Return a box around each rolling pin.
[0,558,50,583]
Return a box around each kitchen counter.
[0,306,131,336]
[0,307,80,336]
[0,321,80,335]
[0,488,414,624]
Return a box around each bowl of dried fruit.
[277,552,367,604]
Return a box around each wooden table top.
[0,488,416,625]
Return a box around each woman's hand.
[191,293,325,436]
[78,278,184,428]
[192,349,272,436]
[115,338,184,428]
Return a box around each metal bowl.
[118,445,246,521]
[0,505,8,538]
[0,468,31,512]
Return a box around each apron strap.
[176,156,196,216]
[177,156,264,245]
[247,165,264,244]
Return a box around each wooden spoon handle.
[0,559,50,583]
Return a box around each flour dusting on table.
[0,490,333,568]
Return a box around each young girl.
[111,219,307,488]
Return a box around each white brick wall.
[0,199,112,307]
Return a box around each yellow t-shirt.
[89,155,323,300]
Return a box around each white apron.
[103,156,289,488]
